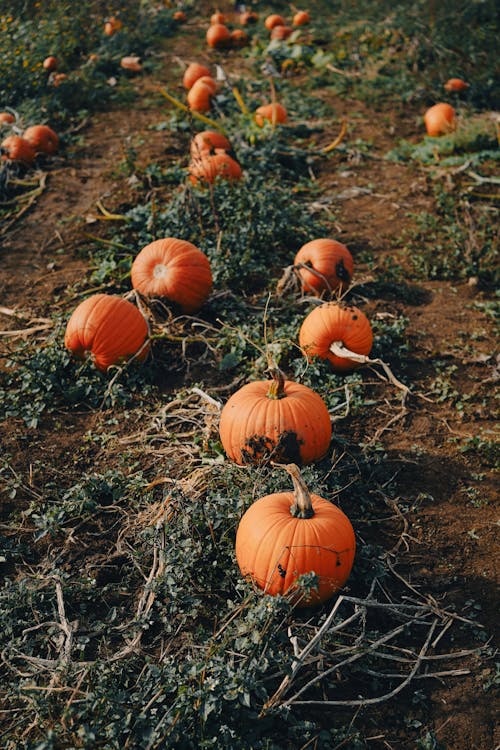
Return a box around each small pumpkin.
[0,112,15,125]
[264,14,286,30]
[294,238,354,296]
[219,368,332,465]
[120,56,142,73]
[206,23,232,49]
[210,11,226,24]
[104,15,122,36]
[189,152,242,185]
[173,10,187,22]
[64,294,149,372]
[131,238,213,314]
[423,102,456,137]
[231,29,249,47]
[187,77,217,112]
[298,302,373,372]
[23,125,59,156]
[50,73,68,87]
[190,130,232,159]
[1,135,36,164]
[240,10,258,25]
[183,62,211,90]
[254,102,288,127]
[444,78,469,92]
[293,10,310,25]
[236,463,355,605]
[270,25,293,40]
[42,56,58,72]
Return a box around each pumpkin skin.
[265,14,286,30]
[173,10,186,22]
[444,78,469,92]
[131,238,212,314]
[120,56,142,72]
[231,29,249,47]
[183,62,211,90]
[299,302,373,372]
[64,294,149,372]
[423,102,456,136]
[1,135,36,164]
[190,130,232,159]
[270,25,293,40]
[187,77,216,112]
[23,125,59,155]
[255,103,288,127]
[219,369,332,465]
[294,238,354,296]
[189,152,242,185]
[210,11,226,25]
[206,23,232,49]
[236,464,355,606]
[240,10,258,25]
[43,56,58,72]
[293,10,310,25]
[0,112,15,124]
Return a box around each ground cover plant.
[0,1,498,748]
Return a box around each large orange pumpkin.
[299,302,373,372]
[254,103,288,127]
[23,125,59,155]
[64,294,149,372]
[1,135,36,164]
[190,130,232,159]
[130,238,213,314]
[188,152,242,185]
[294,238,354,296]
[182,62,211,90]
[206,23,232,49]
[219,369,332,465]
[235,463,356,606]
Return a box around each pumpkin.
[1,135,36,164]
[235,463,355,605]
[23,124,59,155]
[264,14,286,30]
[104,15,122,36]
[42,56,58,72]
[187,77,217,112]
[51,73,68,87]
[206,23,232,49]
[444,78,469,92]
[271,25,293,40]
[183,62,211,90]
[299,302,373,372]
[188,152,242,184]
[423,102,456,136]
[120,56,142,72]
[190,130,232,159]
[240,10,258,24]
[231,29,249,47]
[254,102,288,127]
[210,11,226,24]
[293,10,310,25]
[64,294,149,372]
[294,238,354,296]
[173,10,187,22]
[219,368,332,465]
[0,112,15,125]
[131,238,212,314]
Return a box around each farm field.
[0,1,498,748]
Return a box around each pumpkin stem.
[330,341,410,403]
[282,463,315,519]
[267,368,286,399]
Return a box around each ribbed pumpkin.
[423,102,456,136]
[219,369,332,465]
[188,152,242,185]
[1,135,36,164]
[190,130,232,159]
[206,23,232,49]
[294,238,354,296]
[183,62,211,90]
[23,125,59,155]
[64,294,149,372]
[254,103,288,127]
[187,77,217,112]
[236,464,356,606]
[265,14,286,30]
[293,10,310,25]
[299,302,373,372]
[131,238,212,314]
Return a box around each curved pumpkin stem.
[267,368,287,399]
[283,463,315,519]
[330,341,410,403]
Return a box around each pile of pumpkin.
[0,117,59,166]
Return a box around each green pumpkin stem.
[267,368,286,400]
[283,463,315,519]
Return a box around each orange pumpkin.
[206,23,232,49]
[423,102,456,136]
[293,10,310,25]
[444,78,469,92]
[254,102,288,127]
[120,56,142,72]
[299,302,373,372]
[240,10,258,25]
[236,464,355,605]
[42,56,58,72]
[231,29,248,47]
[104,15,122,36]
[219,369,332,465]
[0,112,15,125]
[131,238,213,314]
[64,294,149,372]
[188,152,242,184]
[294,238,354,296]
[173,10,187,22]
[187,77,216,112]
[50,73,68,87]
[190,130,232,159]
[23,124,59,155]
[210,11,226,24]
[1,135,36,164]
[270,25,293,40]
[183,62,211,89]
[264,14,286,30]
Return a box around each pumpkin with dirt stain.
[131,238,213,314]
[236,463,355,605]
[23,125,59,155]
[64,294,149,372]
[294,238,354,296]
[1,135,36,164]
[299,302,373,372]
[219,369,332,465]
